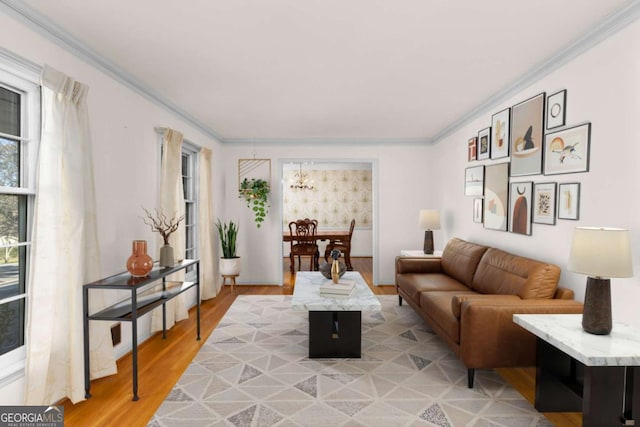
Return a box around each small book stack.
[319,279,356,296]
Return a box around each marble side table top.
[514,313,640,366]
[291,271,381,312]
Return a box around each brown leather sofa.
[395,237,583,387]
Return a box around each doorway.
[280,159,377,286]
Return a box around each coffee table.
[291,271,381,358]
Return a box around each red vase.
[126,240,153,277]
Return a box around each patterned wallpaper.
[283,169,372,229]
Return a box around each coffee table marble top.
[514,313,640,366]
[291,271,381,312]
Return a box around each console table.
[83,259,200,401]
[514,314,640,427]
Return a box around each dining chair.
[324,218,355,271]
[288,218,319,274]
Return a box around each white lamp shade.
[568,227,633,278]
[419,210,441,230]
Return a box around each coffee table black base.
[308,311,361,358]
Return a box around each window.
[182,143,199,277]
[0,65,39,375]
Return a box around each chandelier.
[289,164,314,190]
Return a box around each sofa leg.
[398,295,403,306]
[467,369,475,388]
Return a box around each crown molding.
[0,0,224,143]
[430,0,640,145]
[224,137,432,146]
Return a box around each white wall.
[429,21,640,328]
[0,13,224,402]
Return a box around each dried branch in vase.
[141,207,185,245]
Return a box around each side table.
[514,313,640,427]
[400,250,443,257]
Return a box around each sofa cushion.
[451,294,521,318]
[471,248,560,299]
[441,238,489,288]
[397,273,470,303]
[420,291,475,344]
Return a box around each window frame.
[0,63,40,383]
[182,142,199,281]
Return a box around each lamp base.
[582,277,612,335]
[423,230,434,255]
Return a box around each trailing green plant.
[239,178,270,228]
[215,219,238,258]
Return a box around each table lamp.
[568,227,633,335]
[419,210,440,255]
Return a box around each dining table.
[283,229,352,270]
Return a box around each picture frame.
[477,127,491,160]
[546,89,566,130]
[490,108,510,159]
[468,136,477,161]
[510,93,545,176]
[543,122,591,175]
[483,162,509,231]
[532,182,557,225]
[473,198,483,223]
[465,165,484,196]
[558,182,580,220]
[508,181,533,235]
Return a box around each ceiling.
[8,0,635,143]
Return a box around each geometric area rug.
[148,295,552,427]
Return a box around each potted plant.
[142,207,184,267]
[216,219,240,275]
[239,178,270,228]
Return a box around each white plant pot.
[219,257,241,276]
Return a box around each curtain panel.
[25,65,116,405]
[198,148,219,299]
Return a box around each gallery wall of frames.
[464,89,590,236]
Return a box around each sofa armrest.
[554,286,574,300]
[458,299,583,369]
[395,256,443,275]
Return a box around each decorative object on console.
[568,227,633,335]
[215,219,240,276]
[239,177,270,228]
[483,162,509,231]
[141,207,184,267]
[532,182,557,225]
[508,181,532,235]
[491,107,510,159]
[477,127,491,160]
[510,93,545,176]
[126,240,153,277]
[419,209,440,254]
[558,182,580,220]
[464,165,484,196]
[546,89,566,129]
[543,122,591,175]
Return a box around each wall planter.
[239,178,270,228]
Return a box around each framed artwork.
[558,183,580,220]
[465,165,484,196]
[477,127,491,160]
[473,198,483,223]
[508,182,533,235]
[532,182,557,225]
[543,122,591,175]
[546,89,566,129]
[491,108,510,159]
[483,162,509,231]
[510,93,545,176]
[238,158,271,187]
[468,136,477,161]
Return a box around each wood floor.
[63,257,581,426]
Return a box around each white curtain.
[25,65,116,404]
[151,129,187,331]
[198,148,219,299]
